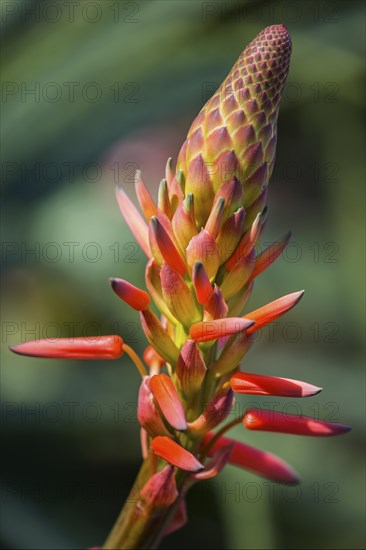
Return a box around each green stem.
[103,456,185,549]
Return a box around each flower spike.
[11,25,352,546]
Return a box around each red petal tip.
[152,436,204,472]
[230,372,322,398]
[109,278,150,311]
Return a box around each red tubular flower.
[150,216,186,276]
[10,336,124,360]
[137,377,172,437]
[247,231,291,282]
[186,229,220,280]
[160,263,201,327]
[203,284,229,321]
[202,433,300,484]
[134,170,157,221]
[192,261,213,305]
[152,437,204,472]
[115,186,152,258]
[225,212,262,271]
[190,317,254,342]
[150,373,187,431]
[109,278,151,311]
[175,340,207,396]
[245,290,305,334]
[243,409,351,436]
[140,310,180,365]
[230,372,322,397]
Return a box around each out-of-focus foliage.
[1,1,365,549]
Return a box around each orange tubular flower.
[10,25,351,550]
[10,336,124,360]
[243,409,351,437]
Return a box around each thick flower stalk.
[11,25,350,549]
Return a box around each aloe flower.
[10,25,350,549]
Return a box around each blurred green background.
[1,0,365,548]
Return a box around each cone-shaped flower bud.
[227,282,254,317]
[248,231,291,282]
[137,377,171,437]
[140,466,178,509]
[194,442,234,480]
[175,340,207,396]
[244,409,351,437]
[205,197,225,239]
[160,263,201,328]
[176,25,292,212]
[115,186,152,258]
[140,310,180,365]
[190,317,254,343]
[158,179,173,219]
[202,433,300,484]
[203,284,228,321]
[192,261,213,305]
[216,208,246,264]
[188,388,235,436]
[171,194,198,256]
[231,372,322,397]
[150,373,187,431]
[245,290,304,334]
[186,229,220,280]
[212,333,252,377]
[164,500,187,536]
[134,170,157,221]
[145,260,176,324]
[152,437,204,472]
[226,212,261,270]
[150,216,186,276]
[220,248,256,301]
[10,335,123,360]
[109,278,150,311]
